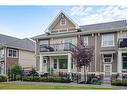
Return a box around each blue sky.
[0,6,127,38]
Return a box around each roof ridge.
[80,20,126,27]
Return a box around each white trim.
[122,53,127,70]
[102,54,113,63]
[4,48,6,74]
[45,11,78,33]
[39,55,43,73]
[83,36,88,47]
[101,34,115,47]
[7,48,18,58]
[94,34,97,72]
[104,64,112,77]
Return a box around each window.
[60,18,66,26]
[103,54,113,63]
[83,36,88,47]
[122,53,127,69]
[64,39,72,50]
[0,49,4,58]
[102,34,114,47]
[8,49,18,58]
[59,59,67,69]
[54,59,57,69]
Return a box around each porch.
[38,51,76,75]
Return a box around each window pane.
[60,18,66,26]
[59,59,67,69]
[104,54,112,57]
[83,36,88,46]
[122,56,127,69]
[13,50,17,57]
[54,59,57,69]
[8,50,12,57]
[102,34,114,46]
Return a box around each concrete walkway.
[3,81,127,89]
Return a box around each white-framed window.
[0,49,4,58]
[103,54,113,63]
[64,39,72,50]
[122,53,127,70]
[83,36,88,47]
[102,34,114,47]
[8,49,18,58]
[60,18,66,26]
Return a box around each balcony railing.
[118,38,127,48]
[40,43,76,52]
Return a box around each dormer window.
[60,18,66,26]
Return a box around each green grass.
[0,83,112,90]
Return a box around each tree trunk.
[86,66,88,83]
[84,66,86,82]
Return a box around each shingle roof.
[80,20,127,31]
[32,20,127,40]
[0,34,35,52]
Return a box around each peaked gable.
[47,11,78,33]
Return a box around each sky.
[0,6,127,39]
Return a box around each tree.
[10,64,22,80]
[72,45,93,83]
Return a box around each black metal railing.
[40,43,76,52]
[118,38,127,48]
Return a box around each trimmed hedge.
[111,80,127,86]
[22,76,71,83]
[0,75,7,82]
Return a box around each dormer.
[47,11,78,34]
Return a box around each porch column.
[68,53,72,73]
[39,55,43,73]
[49,56,52,74]
[117,50,122,79]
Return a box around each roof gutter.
[33,27,127,40]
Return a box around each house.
[32,11,127,81]
[0,34,36,75]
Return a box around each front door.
[104,64,112,80]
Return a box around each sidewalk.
[4,81,127,89]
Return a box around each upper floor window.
[103,54,113,63]
[0,49,4,58]
[83,36,88,47]
[102,34,114,47]
[8,49,18,58]
[60,18,66,26]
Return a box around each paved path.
[3,81,127,89]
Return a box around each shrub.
[79,74,103,84]
[111,80,127,86]
[0,75,7,82]
[22,76,71,83]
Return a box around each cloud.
[70,6,127,25]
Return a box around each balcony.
[118,38,127,48]
[40,43,76,52]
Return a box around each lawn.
[0,83,112,90]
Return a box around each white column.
[49,56,52,74]
[39,55,43,73]
[117,50,122,79]
[68,53,71,73]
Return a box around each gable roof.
[80,20,127,32]
[0,34,35,52]
[46,11,78,32]
[32,20,127,40]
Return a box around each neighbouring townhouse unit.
[0,34,36,75]
[32,11,127,81]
